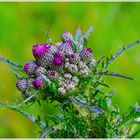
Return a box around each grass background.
[0,2,140,137]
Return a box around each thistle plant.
[0,26,140,138]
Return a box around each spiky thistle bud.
[72,76,79,84]
[65,79,75,91]
[70,53,80,64]
[61,32,73,43]
[33,76,45,89]
[47,70,58,81]
[16,79,28,91]
[79,48,93,62]
[35,66,47,76]
[64,62,70,69]
[59,40,73,55]
[27,78,34,87]
[67,64,78,73]
[58,87,66,95]
[53,52,64,67]
[23,60,37,75]
[64,73,72,79]
[88,59,96,70]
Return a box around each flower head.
[35,66,47,76]
[47,70,58,81]
[23,60,37,75]
[53,57,63,66]
[33,76,44,89]
[79,48,93,62]
[32,44,50,58]
[16,79,28,91]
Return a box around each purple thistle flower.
[33,76,43,89]
[61,32,73,43]
[16,79,28,91]
[86,48,92,53]
[35,45,58,68]
[23,60,37,75]
[53,57,63,66]
[47,70,58,81]
[32,44,50,58]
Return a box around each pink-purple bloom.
[23,61,37,75]
[33,77,43,89]
[32,44,51,58]
[47,70,58,81]
[85,48,92,53]
[54,57,63,66]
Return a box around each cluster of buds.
[16,31,96,96]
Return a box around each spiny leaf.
[18,93,35,107]
[41,74,58,96]
[71,97,103,113]
[0,55,20,70]
[74,27,83,44]
[72,41,78,53]
[0,102,46,128]
[108,39,140,65]
[83,37,87,48]
[84,26,94,39]
[129,130,140,138]
[96,71,134,80]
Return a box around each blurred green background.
[0,2,140,137]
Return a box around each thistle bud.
[47,70,58,81]
[61,32,73,43]
[67,64,78,73]
[70,53,80,64]
[72,76,79,84]
[59,40,73,55]
[58,87,66,95]
[64,62,70,69]
[16,79,28,91]
[88,59,96,70]
[53,57,63,66]
[66,83,75,91]
[23,60,37,75]
[33,76,44,89]
[64,73,72,79]
[35,66,47,76]
[27,78,34,87]
[79,48,93,62]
